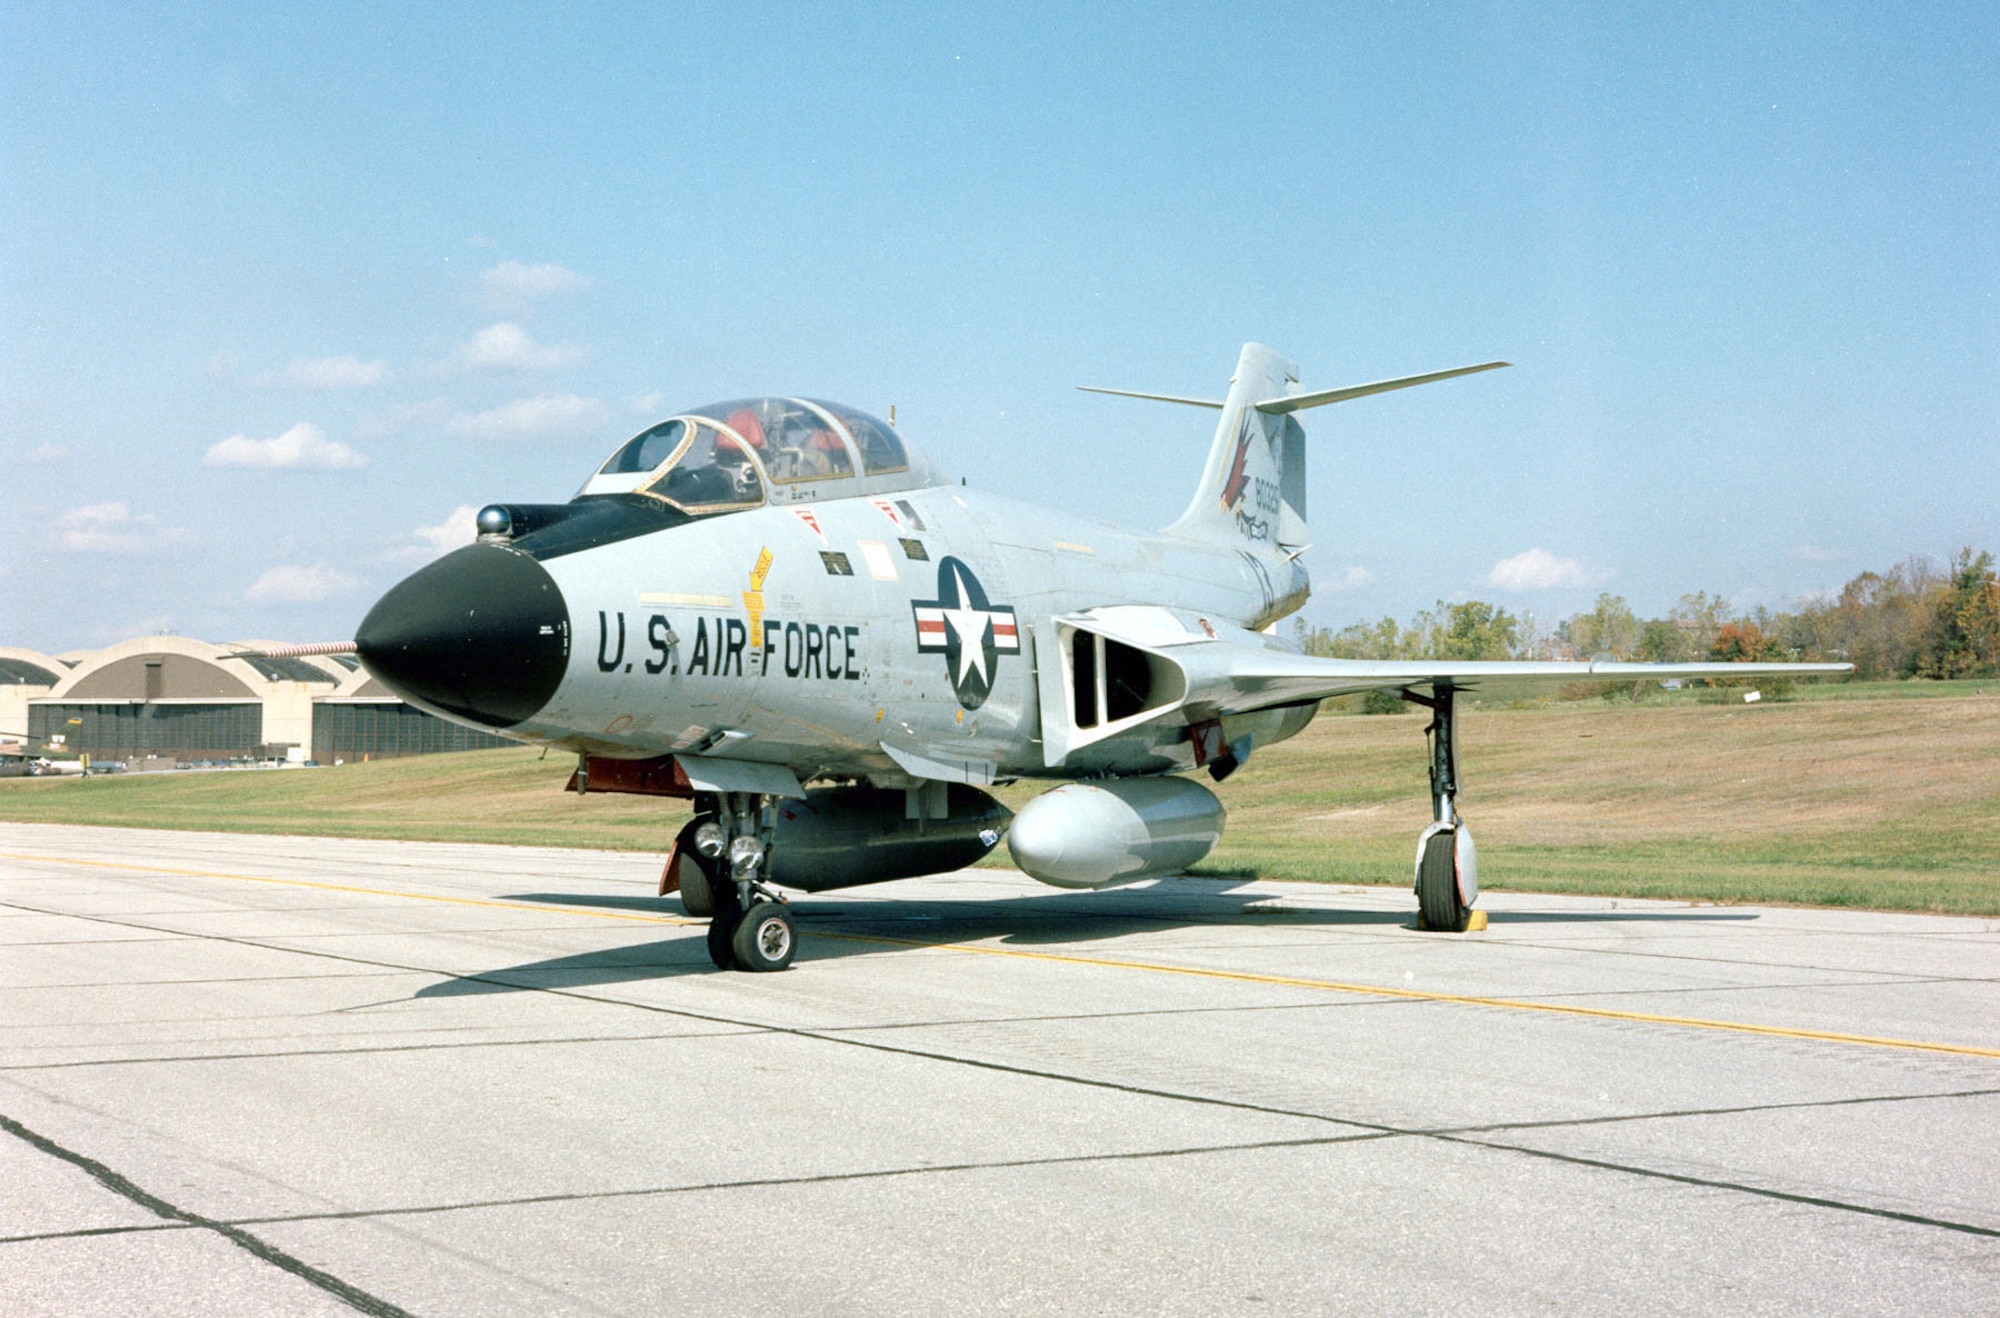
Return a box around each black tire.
[1418,828,1466,932]
[731,902,796,972]
[706,880,744,970]
[706,913,738,969]
[672,818,718,918]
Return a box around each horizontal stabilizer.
[1253,361,1509,415]
[1076,385,1224,409]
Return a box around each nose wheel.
[732,902,797,971]
[691,792,795,971]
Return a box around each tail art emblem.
[911,556,1019,709]
[1219,421,1252,511]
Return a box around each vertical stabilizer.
[1167,343,1307,551]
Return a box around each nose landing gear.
[1405,684,1481,933]
[685,792,795,971]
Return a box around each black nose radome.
[355,544,570,728]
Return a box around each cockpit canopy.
[577,398,944,513]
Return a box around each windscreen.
[643,421,764,509]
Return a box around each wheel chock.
[1415,908,1488,933]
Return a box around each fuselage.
[537,484,1304,775]
[353,395,1314,787]
[360,482,1309,783]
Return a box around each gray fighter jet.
[355,344,1849,970]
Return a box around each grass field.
[4,687,1996,914]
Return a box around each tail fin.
[1080,344,1510,551]
[1168,343,1307,551]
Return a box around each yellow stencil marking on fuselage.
[743,546,774,650]
[640,591,731,607]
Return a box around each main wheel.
[706,880,744,970]
[1417,826,1468,932]
[706,913,740,969]
[671,820,718,917]
[731,902,796,972]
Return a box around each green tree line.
[1296,547,2000,680]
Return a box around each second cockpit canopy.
[577,397,941,514]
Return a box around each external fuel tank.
[1006,776,1225,889]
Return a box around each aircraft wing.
[1172,646,1851,720]
[1045,606,1851,738]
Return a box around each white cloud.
[444,321,585,372]
[628,390,668,415]
[207,350,242,380]
[1789,544,1848,562]
[245,563,361,604]
[260,355,389,389]
[1325,565,1376,592]
[56,503,194,554]
[1484,548,1614,592]
[480,260,592,308]
[446,393,607,440]
[386,505,480,561]
[204,422,370,470]
[21,442,70,464]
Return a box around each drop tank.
[1007,776,1225,889]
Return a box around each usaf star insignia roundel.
[911,556,1019,709]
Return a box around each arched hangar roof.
[41,636,339,701]
[0,647,67,689]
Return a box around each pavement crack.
[1432,1130,2000,1239]
[0,1111,419,1317]
[220,1131,1398,1228]
[1436,1085,2000,1137]
[0,1030,751,1072]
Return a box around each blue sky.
[3,2,1994,652]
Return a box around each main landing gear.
[676,792,796,972]
[1405,685,1482,933]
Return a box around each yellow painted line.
[803,933,2000,1061]
[8,849,1997,1060]
[0,852,699,928]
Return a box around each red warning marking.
[789,507,827,543]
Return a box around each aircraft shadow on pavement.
[412,887,1758,997]
[413,939,718,996]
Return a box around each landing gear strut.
[686,791,794,972]
[1405,685,1480,932]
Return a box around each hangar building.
[1,638,510,763]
